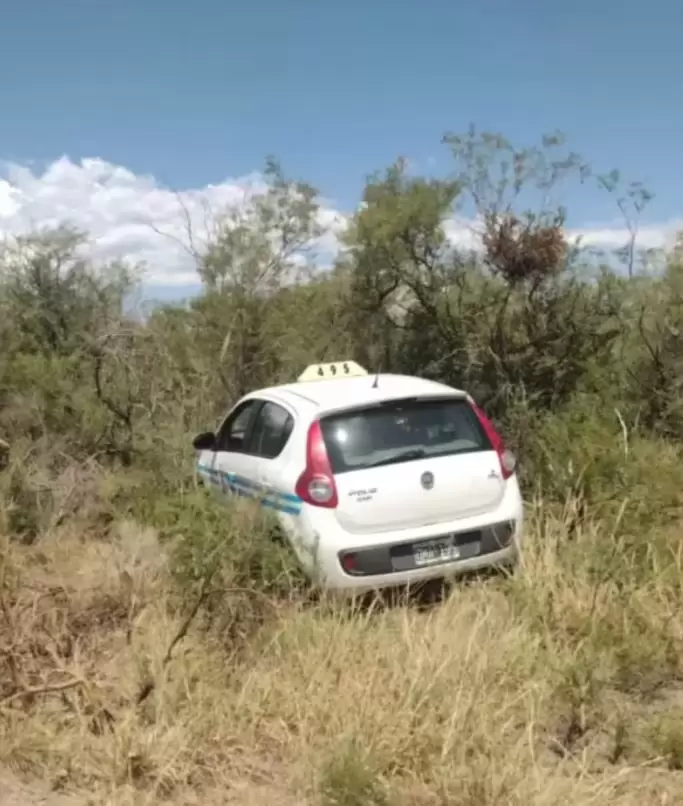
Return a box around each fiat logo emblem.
[421,471,434,490]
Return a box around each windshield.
[319,397,491,474]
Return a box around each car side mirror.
[192,431,216,451]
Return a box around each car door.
[248,400,298,516]
[211,398,264,502]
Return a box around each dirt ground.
[0,769,307,806]
[0,770,83,806]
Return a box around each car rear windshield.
[319,397,491,474]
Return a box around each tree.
[341,131,625,428]
[187,159,329,400]
[340,158,462,371]
[198,158,323,294]
[0,227,140,460]
[0,226,133,356]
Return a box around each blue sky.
[0,0,681,298]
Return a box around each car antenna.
[371,366,380,389]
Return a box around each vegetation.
[1,131,682,805]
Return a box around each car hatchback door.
[318,396,506,534]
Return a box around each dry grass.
[1,496,683,805]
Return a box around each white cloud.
[442,216,486,251]
[0,156,340,287]
[0,156,679,288]
[564,220,682,251]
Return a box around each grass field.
[2,487,683,806]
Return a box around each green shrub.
[522,394,683,529]
[149,486,306,596]
[319,742,389,806]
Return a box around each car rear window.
[319,397,491,474]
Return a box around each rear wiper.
[367,449,426,468]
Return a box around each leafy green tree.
[340,158,462,371]
[0,227,137,458]
[0,226,133,356]
[186,159,330,401]
[198,158,323,294]
[340,131,625,432]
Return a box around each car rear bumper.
[322,541,519,593]
[338,519,516,576]
[304,478,524,592]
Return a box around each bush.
[523,395,683,529]
[159,488,306,596]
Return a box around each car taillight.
[295,421,339,508]
[470,402,516,480]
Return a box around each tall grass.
[1,487,683,805]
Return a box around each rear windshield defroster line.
[318,396,493,475]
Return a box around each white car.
[192,361,523,593]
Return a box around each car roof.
[256,373,467,415]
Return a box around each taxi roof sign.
[297,361,368,382]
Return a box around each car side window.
[250,401,295,460]
[215,400,261,453]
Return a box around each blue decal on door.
[196,464,302,515]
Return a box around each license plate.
[413,538,460,567]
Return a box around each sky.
[0,0,681,301]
